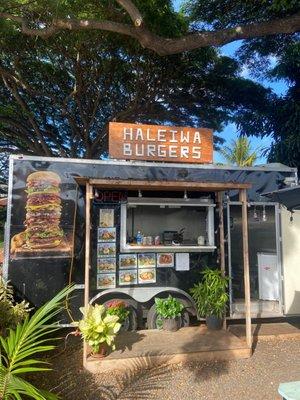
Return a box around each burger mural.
[11,171,72,258]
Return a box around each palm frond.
[0,285,74,399]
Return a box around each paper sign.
[175,253,190,271]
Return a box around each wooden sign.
[109,122,213,163]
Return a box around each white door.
[258,253,279,301]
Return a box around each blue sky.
[172,0,288,164]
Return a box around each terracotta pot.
[162,317,180,332]
[89,344,108,358]
[206,315,223,330]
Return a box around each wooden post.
[217,191,226,330]
[83,181,92,367]
[240,189,252,349]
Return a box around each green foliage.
[78,304,121,353]
[0,284,74,400]
[0,0,280,160]
[106,300,130,323]
[0,277,30,334]
[155,295,184,319]
[183,0,300,169]
[220,137,260,166]
[190,268,229,319]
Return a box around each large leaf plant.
[78,304,121,354]
[0,285,74,400]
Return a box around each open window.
[120,197,215,252]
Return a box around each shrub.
[106,300,130,323]
[155,295,184,319]
[190,268,229,319]
[0,277,30,334]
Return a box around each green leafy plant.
[190,268,229,319]
[155,296,184,320]
[78,304,121,354]
[0,284,74,400]
[106,300,130,323]
[0,277,31,334]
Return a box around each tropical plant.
[106,300,130,323]
[0,284,74,400]
[220,137,260,167]
[78,304,121,354]
[0,277,31,334]
[155,296,184,320]
[190,268,229,319]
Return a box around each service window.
[120,198,215,253]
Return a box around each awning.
[263,185,300,211]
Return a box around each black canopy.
[263,185,300,211]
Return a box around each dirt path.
[31,336,300,400]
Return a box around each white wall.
[281,207,300,315]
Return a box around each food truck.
[3,122,300,328]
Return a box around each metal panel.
[3,156,14,280]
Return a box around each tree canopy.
[0,0,299,168]
[0,2,274,159]
[0,0,299,55]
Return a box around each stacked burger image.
[25,171,64,249]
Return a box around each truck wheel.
[102,300,138,332]
[147,303,190,329]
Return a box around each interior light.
[262,205,267,222]
[253,206,258,220]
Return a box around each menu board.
[97,209,116,289]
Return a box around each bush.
[190,268,229,319]
[155,295,184,319]
[106,300,130,323]
[0,277,30,334]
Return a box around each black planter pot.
[206,315,223,330]
[162,317,180,332]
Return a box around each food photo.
[10,170,72,258]
[97,242,116,257]
[138,253,156,268]
[97,273,116,289]
[97,257,116,272]
[118,270,138,285]
[98,227,116,242]
[157,253,174,268]
[99,209,114,228]
[119,254,137,269]
[138,267,156,284]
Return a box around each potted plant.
[155,295,184,332]
[190,268,229,330]
[106,300,130,331]
[78,303,121,357]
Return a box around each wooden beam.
[240,189,252,350]
[88,178,251,192]
[83,182,92,367]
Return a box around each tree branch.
[116,0,143,27]
[0,8,299,55]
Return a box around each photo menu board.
[96,209,117,289]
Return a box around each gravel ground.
[30,337,300,400]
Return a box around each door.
[258,253,279,301]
